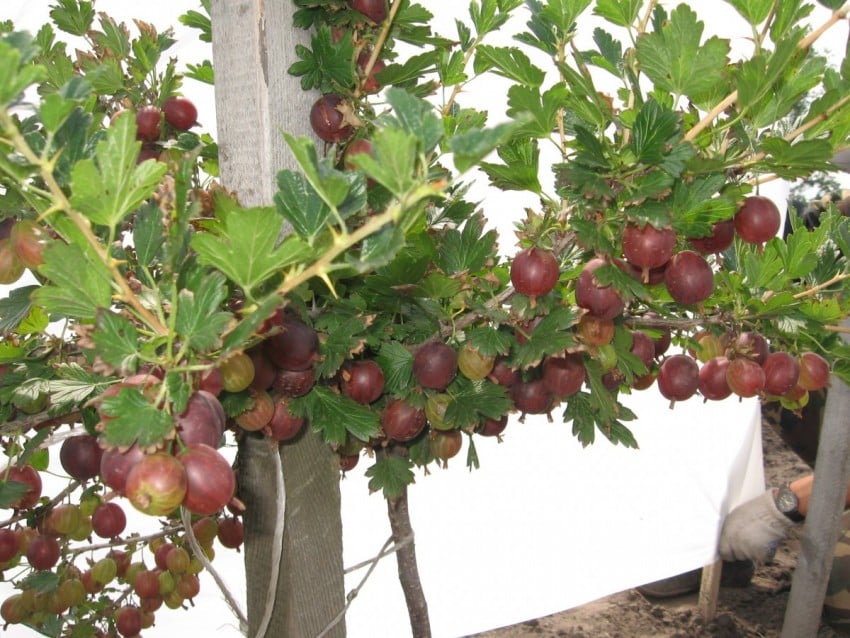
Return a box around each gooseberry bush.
[2,0,850,635]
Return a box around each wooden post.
[781,320,850,637]
[209,3,346,637]
[698,560,722,621]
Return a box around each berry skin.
[163,97,198,131]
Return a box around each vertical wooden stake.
[698,560,722,621]
[210,3,346,637]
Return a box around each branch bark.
[386,484,431,638]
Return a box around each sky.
[1,2,849,637]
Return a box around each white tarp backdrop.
[2,2,846,637]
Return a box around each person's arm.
[787,473,850,517]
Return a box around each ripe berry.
[381,400,427,442]
[162,97,198,131]
[699,356,732,401]
[135,106,162,142]
[412,342,458,390]
[575,258,625,320]
[265,315,319,371]
[656,354,699,402]
[3,464,42,509]
[663,250,714,305]
[59,433,103,481]
[310,94,354,144]
[217,517,244,549]
[91,502,127,538]
[621,223,676,277]
[726,357,766,398]
[510,247,559,298]
[734,196,781,244]
[348,0,387,22]
[510,378,554,414]
[340,360,385,404]
[798,352,830,391]
[689,219,735,254]
[762,351,800,396]
[26,535,60,570]
[542,354,585,398]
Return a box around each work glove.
[719,489,796,563]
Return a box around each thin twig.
[793,272,850,299]
[67,524,183,555]
[0,112,169,335]
[315,534,414,638]
[0,479,80,529]
[180,508,249,632]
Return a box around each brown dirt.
[467,420,839,638]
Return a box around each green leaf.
[467,326,513,356]
[383,88,443,153]
[377,341,415,395]
[275,169,332,240]
[70,113,168,231]
[593,0,642,26]
[347,225,407,273]
[505,84,568,139]
[512,306,582,369]
[49,0,95,36]
[133,203,164,267]
[100,387,175,449]
[366,454,415,499]
[445,377,512,427]
[191,207,312,297]
[34,242,113,321]
[630,99,680,165]
[0,285,38,333]
[758,137,834,178]
[349,127,418,196]
[39,92,77,132]
[0,478,30,508]
[175,273,232,352]
[450,118,530,173]
[588,27,624,76]
[538,0,593,33]
[290,386,380,445]
[724,0,777,24]
[17,305,48,336]
[436,213,498,274]
[635,5,729,103]
[0,39,47,107]
[91,310,139,373]
[473,45,546,88]
[222,294,284,354]
[47,363,112,414]
[287,26,356,92]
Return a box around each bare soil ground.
[468,420,839,638]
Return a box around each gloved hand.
[719,488,797,562]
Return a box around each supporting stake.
[698,560,722,621]
[782,318,850,637]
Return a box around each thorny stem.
[0,409,84,438]
[355,0,404,98]
[276,186,441,298]
[793,272,850,299]
[684,6,850,143]
[0,111,169,336]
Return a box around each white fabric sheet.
[340,394,764,637]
